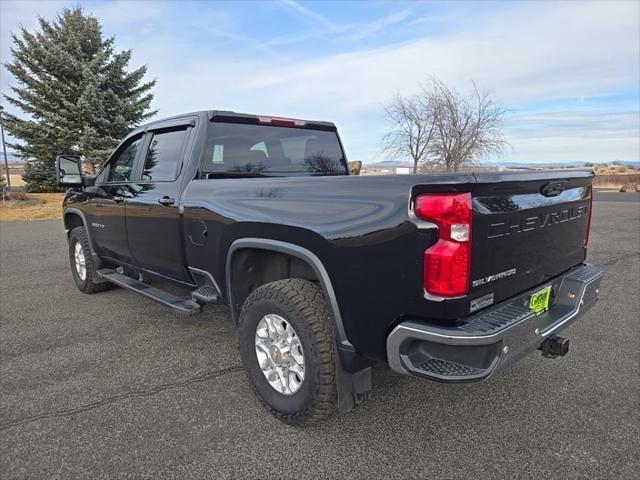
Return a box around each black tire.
[238,279,337,425]
[68,227,112,294]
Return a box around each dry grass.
[3,166,26,187]
[0,193,65,221]
[590,165,637,189]
[8,174,26,187]
[592,165,633,175]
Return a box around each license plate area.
[529,286,552,314]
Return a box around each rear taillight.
[415,193,472,297]
[584,186,593,248]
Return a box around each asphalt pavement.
[593,190,640,202]
[1,194,638,479]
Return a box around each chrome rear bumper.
[386,264,603,383]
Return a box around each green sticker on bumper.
[529,286,552,314]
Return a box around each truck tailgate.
[470,171,593,305]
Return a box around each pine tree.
[21,160,58,193]
[1,7,156,191]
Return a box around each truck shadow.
[152,282,577,444]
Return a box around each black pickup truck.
[56,110,603,424]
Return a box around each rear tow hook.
[539,335,570,359]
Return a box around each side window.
[142,128,188,181]
[106,137,143,183]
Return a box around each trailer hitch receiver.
[539,335,569,359]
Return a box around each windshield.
[202,122,348,176]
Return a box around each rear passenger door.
[125,119,195,281]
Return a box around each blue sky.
[1,0,639,164]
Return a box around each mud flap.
[336,362,372,414]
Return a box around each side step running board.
[191,285,219,304]
[96,269,201,315]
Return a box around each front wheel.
[238,279,337,425]
[68,227,112,294]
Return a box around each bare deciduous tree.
[382,78,506,173]
[304,152,343,174]
[381,93,436,173]
[427,79,506,172]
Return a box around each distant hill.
[480,160,640,168]
[2,151,26,165]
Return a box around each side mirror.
[348,161,362,176]
[55,155,83,187]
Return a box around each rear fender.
[225,238,372,413]
[226,238,351,351]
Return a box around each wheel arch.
[64,210,85,234]
[225,238,353,353]
[64,208,89,236]
[63,208,100,267]
[226,238,373,413]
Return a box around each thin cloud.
[1,0,638,164]
[279,0,341,31]
[267,4,413,48]
[504,110,640,163]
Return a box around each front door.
[126,125,193,281]
[85,134,145,263]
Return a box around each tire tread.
[239,278,337,425]
[69,227,112,294]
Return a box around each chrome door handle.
[158,196,175,206]
[113,196,124,203]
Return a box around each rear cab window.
[142,128,188,181]
[202,122,348,177]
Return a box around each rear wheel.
[68,227,112,294]
[238,279,337,425]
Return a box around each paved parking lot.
[1,195,638,479]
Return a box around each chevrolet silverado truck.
[56,110,603,425]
